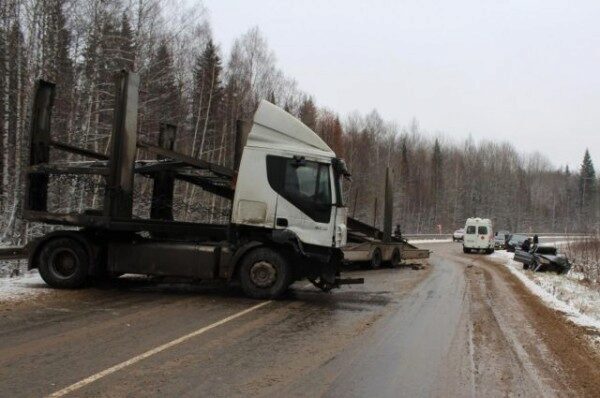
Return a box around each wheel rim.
[372,250,382,268]
[250,261,277,288]
[49,248,79,279]
[392,251,400,265]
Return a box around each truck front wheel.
[239,248,293,299]
[38,238,89,288]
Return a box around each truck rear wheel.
[38,238,89,288]
[368,248,382,269]
[390,249,401,268]
[239,247,293,299]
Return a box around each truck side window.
[466,226,476,234]
[478,226,488,235]
[267,155,332,223]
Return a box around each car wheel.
[38,238,89,289]
[239,247,293,299]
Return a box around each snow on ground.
[0,270,51,303]
[490,250,600,334]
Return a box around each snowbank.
[0,270,50,303]
[490,251,600,333]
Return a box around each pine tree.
[118,13,135,70]
[191,39,222,158]
[579,149,596,209]
[299,97,317,130]
[431,139,443,223]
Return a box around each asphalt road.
[1,241,599,397]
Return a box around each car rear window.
[466,226,476,234]
[478,226,488,235]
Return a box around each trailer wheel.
[38,238,89,288]
[239,248,293,299]
[390,249,401,268]
[368,248,382,269]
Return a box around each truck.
[342,168,430,269]
[21,71,362,299]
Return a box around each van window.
[478,226,488,235]
[466,226,476,234]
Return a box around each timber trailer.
[22,70,362,299]
[343,168,430,269]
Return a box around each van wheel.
[390,249,401,268]
[239,247,293,299]
[368,248,382,269]
[38,238,89,288]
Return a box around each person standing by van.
[521,238,531,252]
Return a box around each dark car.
[494,230,510,249]
[513,245,571,274]
[506,234,529,252]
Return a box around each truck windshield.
[267,155,333,223]
[287,162,331,205]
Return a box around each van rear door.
[478,225,489,246]
[464,225,477,247]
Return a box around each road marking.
[47,300,272,397]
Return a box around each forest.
[0,0,598,248]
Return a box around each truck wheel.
[463,247,469,254]
[239,247,293,299]
[38,238,89,288]
[368,248,382,269]
[390,249,401,268]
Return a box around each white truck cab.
[233,101,348,248]
[462,218,494,254]
[231,101,351,294]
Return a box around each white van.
[463,218,494,254]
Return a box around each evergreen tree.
[431,139,443,222]
[299,97,317,130]
[579,149,596,209]
[191,39,222,158]
[118,13,135,70]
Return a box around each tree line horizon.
[0,0,598,246]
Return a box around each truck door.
[266,156,335,247]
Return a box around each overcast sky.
[203,0,599,170]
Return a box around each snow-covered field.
[490,250,600,334]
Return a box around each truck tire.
[390,249,401,268]
[463,247,469,254]
[38,238,89,288]
[368,248,382,269]
[239,247,293,299]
